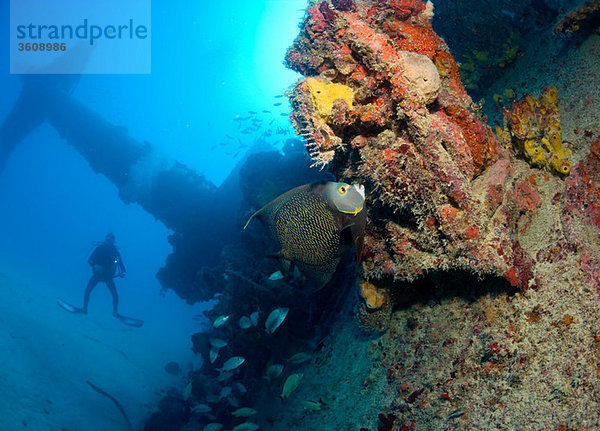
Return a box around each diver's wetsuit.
[84,243,125,315]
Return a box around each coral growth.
[286,0,541,292]
[359,279,386,309]
[560,139,600,287]
[305,77,355,121]
[377,413,396,431]
[554,0,600,34]
[356,278,392,331]
[497,86,571,176]
[253,1,600,430]
[457,32,522,92]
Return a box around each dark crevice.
[389,270,518,312]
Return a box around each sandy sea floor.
[0,270,197,431]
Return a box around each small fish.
[248,110,257,114]
[265,307,289,335]
[226,134,234,139]
[233,382,247,395]
[281,373,303,399]
[217,371,233,382]
[262,110,271,113]
[210,144,217,150]
[250,311,260,327]
[301,398,327,411]
[219,386,232,399]
[183,382,192,401]
[238,116,251,120]
[220,356,245,372]
[265,364,283,382]
[227,396,240,408]
[268,271,284,281]
[218,142,228,146]
[191,403,212,414]
[280,113,288,116]
[213,315,230,328]
[232,407,257,417]
[274,94,284,98]
[447,409,465,420]
[273,102,282,106]
[286,352,312,364]
[204,424,223,431]
[210,338,228,349]
[209,347,219,363]
[232,423,259,431]
[239,316,252,329]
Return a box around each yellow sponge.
[306,77,354,122]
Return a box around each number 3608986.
[18,42,67,51]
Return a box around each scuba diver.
[57,232,143,327]
[83,232,126,317]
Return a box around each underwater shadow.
[389,270,519,312]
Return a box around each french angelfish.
[243,181,366,288]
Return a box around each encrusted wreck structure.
[269,0,600,430]
[286,0,547,297]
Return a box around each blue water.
[0,1,306,429]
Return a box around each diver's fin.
[114,314,144,328]
[57,299,85,314]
